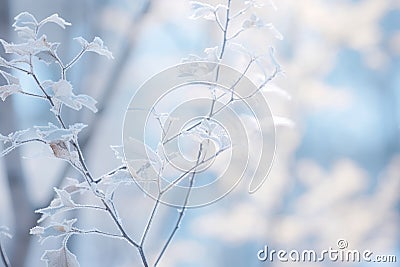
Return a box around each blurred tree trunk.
[0,1,38,266]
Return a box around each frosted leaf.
[101,169,133,185]
[62,178,89,194]
[185,119,231,151]
[12,13,38,40]
[1,128,33,157]
[35,188,77,222]
[0,128,31,146]
[73,94,98,112]
[49,140,79,162]
[44,79,98,113]
[1,36,40,55]
[74,37,88,47]
[14,26,36,40]
[31,218,77,243]
[35,123,86,143]
[99,169,134,199]
[41,245,80,267]
[38,14,71,29]
[0,70,22,101]
[126,137,162,171]
[9,57,30,66]
[74,36,114,59]
[180,51,218,77]
[0,57,10,67]
[0,39,20,54]
[189,1,216,20]
[273,116,294,128]
[0,70,19,85]
[13,12,38,27]
[36,43,60,65]
[0,35,60,63]
[242,14,266,29]
[265,23,283,40]
[13,12,38,40]
[29,226,44,236]
[204,46,219,62]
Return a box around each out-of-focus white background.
[0,0,399,266]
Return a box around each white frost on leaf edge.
[0,70,22,101]
[74,36,114,59]
[43,79,98,114]
[41,243,80,267]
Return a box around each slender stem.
[75,204,107,211]
[138,248,148,267]
[7,64,30,74]
[72,228,125,240]
[208,0,232,117]
[18,138,47,145]
[241,66,279,100]
[214,11,224,32]
[30,69,67,129]
[19,91,47,99]
[154,144,203,266]
[30,72,53,105]
[160,146,228,195]
[28,58,146,264]
[230,6,250,20]
[140,194,160,247]
[94,165,127,183]
[163,58,255,146]
[1,138,47,157]
[227,28,245,40]
[64,48,86,74]
[73,163,141,249]
[219,0,232,60]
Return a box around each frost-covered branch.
[154,144,203,266]
[0,11,148,266]
[0,1,287,265]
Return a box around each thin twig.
[154,144,203,266]
[208,0,232,117]
[214,11,225,32]
[28,52,145,262]
[163,57,255,146]
[63,48,86,78]
[19,91,47,99]
[140,196,160,247]
[227,28,245,40]
[230,6,250,20]
[71,228,125,240]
